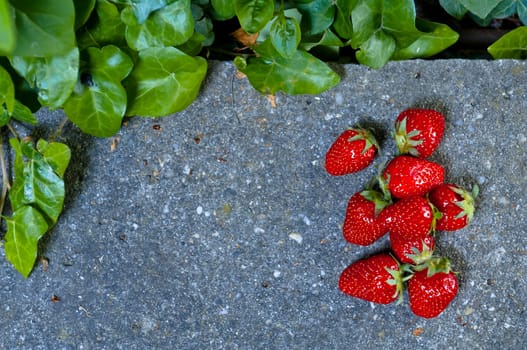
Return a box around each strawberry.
[394,108,445,158]
[343,190,391,246]
[325,128,379,176]
[428,184,478,231]
[380,196,439,241]
[380,155,444,199]
[408,258,458,318]
[339,253,403,304]
[390,232,435,265]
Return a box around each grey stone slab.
[0,60,525,349]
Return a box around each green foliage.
[0,0,525,278]
[488,26,527,58]
[5,138,70,277]
[439,0,527,26]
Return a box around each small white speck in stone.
[273,270,281,278]
[335,93,343,105]
[498,196,510,206]
[519,134,527,143]
[254,227,265,234]
[196,206,203,215]
[204,211,211,217]
[163,204,170,214]
[485,160,492,170]
[289,232,303,244]
[300,214,311,226]
[477,176,486,185]
[132,223,139,230]
[474,113,483,120]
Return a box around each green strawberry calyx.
[451,184,478,224]
[385,259,413,305]
[414,256,453,278]
[348,128,380,156]
[360,189,391,217]
[406,240,435,265]
[395,116,423,157]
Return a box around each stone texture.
[0,60,526,349]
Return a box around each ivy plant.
[0,0,521,277]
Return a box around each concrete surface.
[0,59,526,349]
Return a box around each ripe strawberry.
[408,258,458,318]
[339,253,403,304]
[390,232,435,265]
[394,108,445,158]
[325,128,379,176]
[428,184,478,231]
[380,196,439,241]
[343,190,391,246]
[380,155,444,199]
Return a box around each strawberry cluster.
[325,108,478,319]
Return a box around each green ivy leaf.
[108,0,169,23]
[518,0,527,25]
[270,14,301,58]
[296,0,335,36]
[211,0,236,20]
[36,139,72,178]
[10,99,37,125]
[356,30,396,69]
[76,0,127,50]
[300,28,344,51]
[124,47,207,117]
[333,0,358,40]
[392,19,459,60]
[235,0,274,34]
[121,0,194,51]
[469,0,515,26]
[0,65,15,114]
[64,45,133,137]
[9,138,68,225]
[9,0,76,57]
[458,0,503,19]
[488,26,527,59]
[235,39,340,95]
[9,47,80,109]
[73,0,96,30]
[0,0,15,54]
[4,205,49,278]
[438,0,468,19]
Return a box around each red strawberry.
[381,155,444,199]
[339,253,403,304]
[390,232,435,265]
[428,184,478,231]
[380,196,439,241]
[394,108,445,158]
[408,258,458,318]
[325,128,379,176]
[343,190,391,246]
